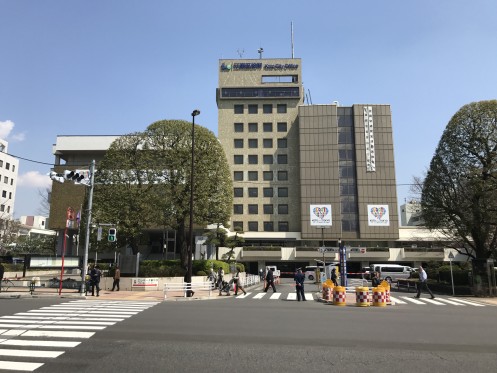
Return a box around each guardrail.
[163,281,215,299]
[243,274,260,287]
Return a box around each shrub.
[197,271,207,276]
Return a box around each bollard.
[355,286,370,307]
[333,286,347,306]
[372,286,387,307]
[380,280,391,304]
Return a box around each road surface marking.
[269,293,281,300]
[401,297,427,305]
[253,293,266,299]
[0,348,64,358]
[0,360,44,371]
[435,298,465,306]
[0,339,81,348]
[422,298,446,305]
[389,296,406,304]
[448,298,485,306]
[235,293,250,299]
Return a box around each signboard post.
[448,251,455,296]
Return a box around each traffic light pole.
[81,159,95,296]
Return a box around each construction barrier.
[322,280,334,301]
[372,286,387,307]
[355,286,370,307]
[333,286,347,306]
[380,280,391,304]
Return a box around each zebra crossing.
[235,292,489,307]
[0,300,159,372]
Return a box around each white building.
[0,139,19,220]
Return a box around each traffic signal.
[48,171,65,184]
[63,170,85,183]
[108,228,117,242]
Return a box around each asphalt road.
[1,281,496,373]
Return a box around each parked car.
[370,264,415,283]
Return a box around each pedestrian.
[294,268,306,301]
[233,269,246,296]
[90,265,102,296]
[415,265,435,299]
[264,267,277,292]
[371,271,381,287]
[331,268,338,286]
[111,266,121,291]
[0,262,4,293]
[216,267,224,291]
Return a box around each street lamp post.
[187,110,200,297]
[81,159,95,296]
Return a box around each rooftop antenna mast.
[258,47,264,59]
[237,49,245,58]
[291,22,294,58]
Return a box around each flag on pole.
[76,210,81,227]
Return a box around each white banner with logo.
[367,204,390,226]
[310,204,332,226]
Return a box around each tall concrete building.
[217,58,399,248]
[0,139,19,220]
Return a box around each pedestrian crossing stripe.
[0,300,159,372]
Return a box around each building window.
[234,139,244,148]
[248,204,258,214]
[233,204,243,214]
[278,187,288,197]
[234,155,243,164]
[263,204,274,214]
[248,221,258,232]
[248,187,258,197]
[277,122,287,132]
[12,165,15,172]
[263,155,273,165]
[263,104,273,114]
[0,161,3,167]
[5,163,10,170]
[277,104,287,113]
[233,221,243,231]
[234,188,243,197]
[278,221,289,232]
[234,104,244,114]
[1,191,5,198]
[248,104,258,114]
[277,138,287,148]
[263,187,273,197]
[248,139,258,148]
[4,177,8,184]
[264,222,274,231]
[278,204,289,214]
[248,171,258,181]
[277,154,288,164]
[8,192,11,199]
[234,123,244,132]
[263,123,273,132]
[248,155,258,164]
[7,206,10,213]
[263,171,273,180]
[10,179,13,186]
[263,139,273,148]
[0,205,4,212]
[248,123,258,132]
[277,171,288,181]
[234,171,243,181]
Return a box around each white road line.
[0,340,81,348]
[23,330,95,338]
[235,293,250,299]
[17,313,132,318]
[269,293,281,300]
[435,298,465,306]
[0,349,64,358]
[304,293,313,300]
[3,316,123,322]
[29,310,138,315]
[401,297,427,305]
[38,325,107,330]
[0,360,44,371]
[287,293,297,300]
[253,293,266,299]
[422,298,446,305]
[448,298,485,307]
[389,296,407,304]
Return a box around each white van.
[370,264,415,283]
[304,263,339,282]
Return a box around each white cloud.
[17,171,52,188]
[0,120,14,139]
[0,120,26,142]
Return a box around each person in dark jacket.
[371,271,381,287]
[294,268,306,301]
[331,268,338,286]
[264,267,277,292]
[90,265,102,296]
[0,263,4,293]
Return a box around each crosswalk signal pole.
[81,160,95,296]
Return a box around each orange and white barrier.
[333,286,347,306]
[355,286,370,307]
[372,286,387,307]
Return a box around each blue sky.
[1,0,496,219]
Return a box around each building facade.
[0,139,19,221]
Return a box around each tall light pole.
[187,110,200,297]
[81,159,95,296]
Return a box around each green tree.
[421,100,497,260]
[204,223,230,260]
[92,120,232,268]
[223,227,245,262]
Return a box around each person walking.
[111,266,121,291]
[233,269,246,296]
[415,265,435,299]
[331,268,338,286]
[264,267,277,293]
[90,265,102,296]
[217,267,224,292]
[0,262,4,293]
[294,268,306,301]
[371,271,381,287]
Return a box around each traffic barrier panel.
[333,286,347,306]
[355,286,370,307]
[372,286,387,307]
[380,280,391,304]
[322,280,334,301]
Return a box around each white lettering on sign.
[131,278,159,288]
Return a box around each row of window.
[1,190,12,199]
[234,204,289,215]
[234,170,288,181]
[234,138,287,148]
[234,122,288,133]
[233,221,289,232]
[0,161,15,172]
[234,103,287,114]
[0,204,11,213]
[234,154,288,165]
[234,187,288,198]
[0,176,14,185]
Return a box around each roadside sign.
[448,252,455,260]
[318,247,339,253]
